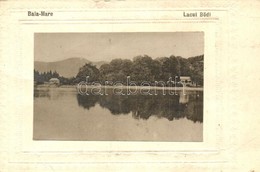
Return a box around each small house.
[179,76,192,86]
[49,78,60,85]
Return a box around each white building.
[49,78,60,85]
[179,76,192,86]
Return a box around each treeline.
[34,70,73,85]
[76,54,203,86]
[34,54,203,86]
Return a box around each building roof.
[49,78,60,81]
[180,76,191,80]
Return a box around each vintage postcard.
[1,1,260,171]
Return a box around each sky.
[34,32,204,62]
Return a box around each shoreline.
[35,85,203,91]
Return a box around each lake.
[33,87,203,141]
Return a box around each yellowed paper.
[0,0,259,171]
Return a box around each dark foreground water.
[33,88,203,141]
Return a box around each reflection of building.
[179,93,189,104]
[180,76,192,86]
[49,78,60,85]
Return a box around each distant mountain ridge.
[34,57,107,78]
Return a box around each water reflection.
[34,88,203,141]
[34,89,67,100]
[76,90,203,123]
[34,88,203,123]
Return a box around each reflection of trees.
[34,89,65,100]
[99,95,132,115]
[34,89,50,98]
[76,94,99,110]
[130,94,184,121]
[184,92,203,123]
[76,92,203,123]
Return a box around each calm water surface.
[34,88,203,141]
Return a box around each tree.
[100,63,113,81]
[131,55,155,84]
[75,63,100,83]
[188,55,204,86]
[178,57,191,76]
[157,56,181,81]
[99,59,133,84]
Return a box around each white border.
[6,8,228,164]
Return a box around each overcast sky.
[34,32,204,62]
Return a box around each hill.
[34,58,106,78]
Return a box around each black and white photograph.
[33,32,204,141]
